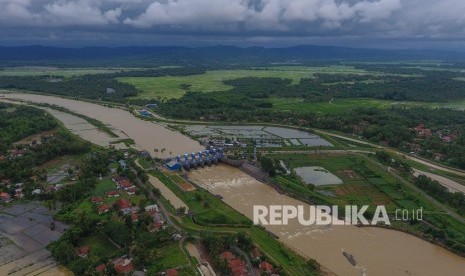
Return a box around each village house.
[151,221,164,231]
[126,187,136,195]
[131,213,139,223]
[251,247,262,260]
[113,176,136,190]
[95,264,106,274]
[131,206,140,214]
[98,204,110,214]
[220,251,248,276]
[107,190,119,198]
[14,188,24,199]
[165,268,179,276]
[434,153,446,161]
[117,198,132,215]
[77,245,89,258]
[259,261,274,274]
[91,196,104,204]
[112,256,134,274]
[0,192,12,203]
[414,124,432,138]
[145,204,159,212]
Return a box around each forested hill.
[1,45,465,66]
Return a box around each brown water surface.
[2,93,202,157]
[189,165,465,276]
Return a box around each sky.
[0,0,465,49]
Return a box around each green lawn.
[149,243,190,272]
[92,178,115,196]
[118,66,378,100]
[80,232,120,259]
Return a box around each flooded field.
[183,125,333,147]
[294,166,343,186]
[44,108,122,147]
[413,169,465,193]
[2,93,202,158]
[189,165,465,276]
[0,202,70,276]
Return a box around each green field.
[119,66,377,100]
[149,243,190,272]
[79,232,120,258]
[92,178,115,196]
[0,67,126,77]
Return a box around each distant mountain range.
[1,45,464,66]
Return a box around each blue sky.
[1,0,465,49]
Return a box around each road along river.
[189,165,465,276]
[413,168,465,194]
[2,93,203,158]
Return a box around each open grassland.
[0,67,125,77]
[119,66,380,100]
[79,232,120,258]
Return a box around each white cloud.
[1,0,465,43]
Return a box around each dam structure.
[165,147,224,171]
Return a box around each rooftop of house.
[117,198,132,210]
[260,261,273,272]
[78,245,89,256]
[166,268,179,276]
[95,264,106,272]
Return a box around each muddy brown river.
[189,165,465,276]
[2,93,202,158]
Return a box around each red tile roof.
[251,247,261,258]
[220,251,247,276]
[131,213,138,222]
[260,261,273,272]
[166,268,179,276]
[230,259,247,276]
[117,198,131,210]
[98,204,109,214]
[107,190,119,197]
[95,264,106,272]
[220,251,234,261]
[78,245,89,256]
[114,258,134,274]
[91,196,103,203]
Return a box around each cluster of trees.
[0,105,57,153]
[414,175,465,215]
[0,74,138,100]
[201,231,257,275]
[375,151,412,173]
[0,131,90,184]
